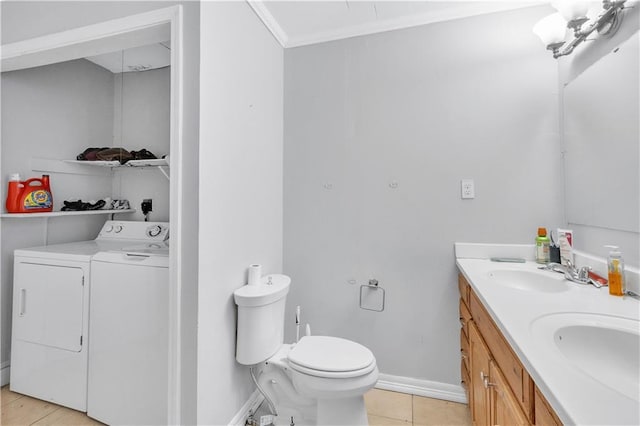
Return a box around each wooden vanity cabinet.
[459,275,472,404]
[469,321,490,424]
[489,360,529,426]
[458,273,563,426]
[534,387,562,426]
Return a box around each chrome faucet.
[539,259,603,288]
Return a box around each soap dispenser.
[605,245,626,296]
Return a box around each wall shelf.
[1,209,135,219]
[30,158,170,180]
[63,159,169,168]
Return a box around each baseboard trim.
[1,362,10,387]
[376,373,467,404]
[228,372,465,425]
[228,389,264,426]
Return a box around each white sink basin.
[487,269,569,293]
[531,312,640,402]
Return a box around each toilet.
[234,274,378,425]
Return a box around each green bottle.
[536,227,550,264]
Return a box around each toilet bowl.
[234,274,378,425]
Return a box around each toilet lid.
[287,336,375,374]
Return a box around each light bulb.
[533,13,568,47]
[552,0,589,21]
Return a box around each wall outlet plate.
[461,179,475,199]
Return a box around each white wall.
[198,1,283,423]
[0,58,115,375]
[283,6,564,390]
[113,67,171,222]
[0,2,200,422]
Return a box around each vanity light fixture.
[533,0,627,58]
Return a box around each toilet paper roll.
[247,264,262,286]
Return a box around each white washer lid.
[287,336,374,373]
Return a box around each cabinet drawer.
[458,274,470,306]
[534,387,562,426]
[460,329,470,371]
[459,298,472,338]
[470,289,533,420]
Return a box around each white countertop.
[455,245,640,425]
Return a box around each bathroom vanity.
[459,273,560,425]
[456,248,640,426]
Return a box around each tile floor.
[365,388,471,426]
[1,386,103,426]
[1,386,470,426]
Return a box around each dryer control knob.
[114,225,123,233]
[104,225,113,233]
[147,225,163,237]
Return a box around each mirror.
[563,32,639,233]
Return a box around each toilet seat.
[287,336,376,379]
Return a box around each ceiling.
[2,2,545,73]
[1,22,171,73]
[85,41,170,73]
[249,1,545,48]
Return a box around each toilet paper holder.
[359,279,385,312]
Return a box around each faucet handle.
[578,266,591,281]
[563,258,574,269]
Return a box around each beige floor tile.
[1,393,60,426]
[365,389,413,422]
[368,414,412,426]
[1,386,24,407]
[412,396,471,426]
[32,406,105,426]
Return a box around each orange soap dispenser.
[605,245,626,296]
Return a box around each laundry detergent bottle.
[6,174,53,213]
[5,173,23,213]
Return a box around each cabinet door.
[469,322,491,426]
[489,361,529,426]
[534,387,562,426]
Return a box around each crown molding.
[247,0,288,47]
[248,1,545,49]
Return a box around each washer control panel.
[97,221,169,241]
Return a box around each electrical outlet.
[141,199,153,215]
[461,179,475,199]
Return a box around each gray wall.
[283,7,564,388]
[1,59,115,373]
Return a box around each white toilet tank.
[234,274,291,365]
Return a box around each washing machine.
[10,220,169,412]
[87,233,170,425]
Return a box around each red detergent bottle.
[5,173,23,213]
[6,174,53,213]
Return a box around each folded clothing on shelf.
[76,147,158,164]
[62,199,106,211]
[61,198,130,211]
